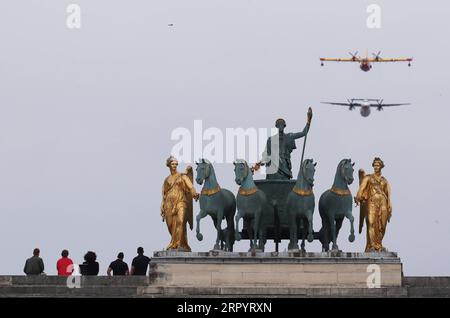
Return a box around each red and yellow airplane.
[320,51,413,72]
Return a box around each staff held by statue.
[299,107,313,178]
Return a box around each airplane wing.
[321,102,361,107]
[368,58,413,63]
[320,58,359,62]
[369,103,410,107]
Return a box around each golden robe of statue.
[355,157,392,252]
[161,156,199,252]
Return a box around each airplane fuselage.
[360,59,372,72]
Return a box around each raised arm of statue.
[291,123,310,140]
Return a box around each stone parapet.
[150,251,402,288]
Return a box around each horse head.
[338,158,355,185]
[233,159,250,186]
[301,159,317,187]
[195,158,212,185]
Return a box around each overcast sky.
[0,0,449,275]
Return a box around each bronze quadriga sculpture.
[161,111,393,253]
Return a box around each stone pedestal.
[149,251,402,289]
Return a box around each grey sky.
[0,0,449,275]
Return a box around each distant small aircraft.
[321,99,410,117]
[320,51,413,72]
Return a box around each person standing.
[23,248,45,276]
[56,249,74,276]
[130,247,150,276]
[107,252,129,276]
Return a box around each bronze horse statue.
[286,159,317,251]
[318,158,356,252]
[233,159,270,251]
[195,159,236,251]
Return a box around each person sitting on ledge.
[56,249,73,276]
[80,251,99,276]
[130,247,150,276]
[23,248,45,276]
[107,252,129,276]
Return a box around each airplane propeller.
[348,51,358,60]
[347,98,355,110]
[372,51,382,61]
[376,99,384,111]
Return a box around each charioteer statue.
[254,108,312,179]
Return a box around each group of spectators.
[23,247,151,276]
